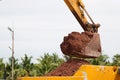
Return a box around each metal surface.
[76,33,101,58]
[18,65,120,80]
[64,0,87,31]
[64,0,100,32]
[61,33,101,58]
[75,65,120,80]
[83,8,95,24]
[18,76,85,80]
[63,0,101,58]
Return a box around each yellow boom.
[64,0,100,32]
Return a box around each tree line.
[0,53,120,80]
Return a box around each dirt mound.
[60,31,101,58]
[45,59,89,76]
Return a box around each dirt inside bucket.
[45,59,89,76]
[60,31,101,58]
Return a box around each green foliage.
[112,54,120,66]
[0,58,4,78]
[86,55,110,66]
[36,53,64,76]
[1,53,120,79]
[21,54,33,76]
[20,54,34,76]
[6,57,20,80]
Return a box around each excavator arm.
[64,0,100,32]
[60,0,101,58]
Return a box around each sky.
[0,0,120,62]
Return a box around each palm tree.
[6,57,20,80]
[112,54,120,66]
[20,54,34,76]
[36,53,64,76]
[52,53,65,66]
[0,58,4,78]
[87,54,110,65]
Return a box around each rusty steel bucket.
[60,32,101,58]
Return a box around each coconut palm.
[5,57,20,80]
[36,53,64,76]
[0,58,4,78]
[87,54,110,65]
[112,54,120,66]
[20,54,34,76]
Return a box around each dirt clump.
[60,31,101,58]
[45,59,89,76]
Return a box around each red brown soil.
[60,31,101,58]
[45,59,89,76]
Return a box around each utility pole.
[8,27,14,80]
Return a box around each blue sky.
[0,0,120,62]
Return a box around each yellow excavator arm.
[61,0,102,58]
[64,0,100,32]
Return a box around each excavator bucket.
[60,31,101,58]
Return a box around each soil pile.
[45,59,89,76]
[60,31,101,58]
